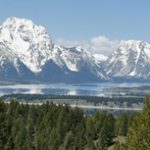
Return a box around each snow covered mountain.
[106,40,150,81]
[93,54,108,62]
[0,17,106,83]
[0,17,150,83]
[0,17,53,73]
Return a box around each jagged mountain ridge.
[0,17,150,83]
[0,17,106,83]
[106,40,150,81]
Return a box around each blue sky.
[0,0,150,55]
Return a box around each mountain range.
[0,17,150,83]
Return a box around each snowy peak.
[0,17,51,45]
[0,17,53,73]
[1,17,150,83]
[116,40,150,58]
[106,40,150,79]
[52,45,86,72]
[93,54,108,62]
[0,17,107,82]
[52,45,105,78]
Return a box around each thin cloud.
[54,36,120,56]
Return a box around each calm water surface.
[0,82,149,96]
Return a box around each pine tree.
[48,128,58,150]
[0,101,7,149]
[115,113,128,136]
[127,97,150,150]
[61,131,75,150]
[14,123,27,150]
[97,114,115,149]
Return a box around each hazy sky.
[0,0,150,55]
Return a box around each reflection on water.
[0,82,150,96]
[0,83,146,114]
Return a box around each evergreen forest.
[0,97,150,150]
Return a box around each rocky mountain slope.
[106,40,150,81]
[0,17,106,83]
[0,17,150,83]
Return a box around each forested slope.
[0,98,149,150]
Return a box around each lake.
[0,82,150,97]
[1,82,147,114]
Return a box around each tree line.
[0,97,150,150]
[2,93,144,106]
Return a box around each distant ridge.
[0,17,150,83]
